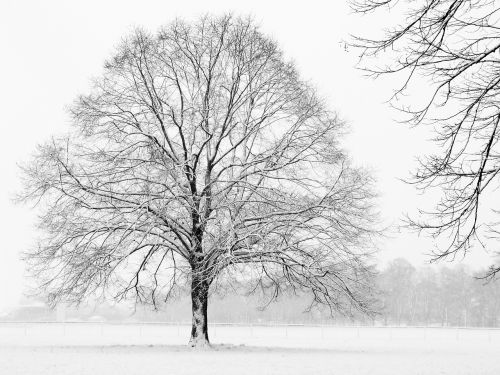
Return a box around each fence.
[1,321,499,349]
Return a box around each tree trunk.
[189,275,210,348]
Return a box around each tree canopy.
[20,15,377,346]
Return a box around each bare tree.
[19,15,377,347]
[351,0,500,277]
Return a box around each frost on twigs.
[19,14,379,346]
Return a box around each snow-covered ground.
[1,323,499,374]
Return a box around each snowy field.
[1,323,499,374]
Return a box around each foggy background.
[0,0,496,323]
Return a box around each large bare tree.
[19,15,377,347]
[352,0,500,277]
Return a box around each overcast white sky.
[0,0,494,312]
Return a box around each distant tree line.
[5,258,500,327]
[376,259,500,328]
[206,259,500,327]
